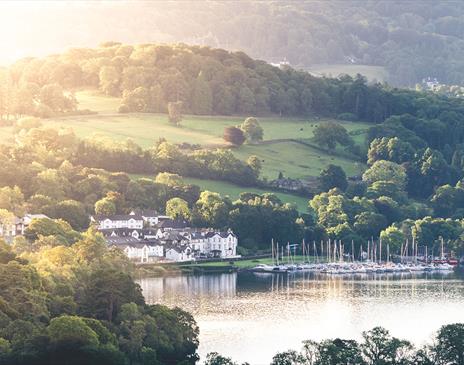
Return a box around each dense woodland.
[0,229,199,365]
[10,1,464,86]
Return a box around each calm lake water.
[137,271,464,364]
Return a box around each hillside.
[4,1,464,86]
[38,91,367,181]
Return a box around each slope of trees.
[0,230,199,365]
[5,42,464,125]
[9,1,464,86]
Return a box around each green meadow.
[183,177,310,212]
[45,91,367,179]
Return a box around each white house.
[205,231,238,258]
[130,209,170,227]
[165,245,193,262]
[107,236,164,263]
[92,214,144,230]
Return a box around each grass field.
[183,177,310,211]
[233,141,364,179]
[307,64,388,83]
[0,91,368,179]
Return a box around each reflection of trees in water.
[138,273,238,304]
[266,272,457,301]
[138,271,461,310]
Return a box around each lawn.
[183,177,310,212]
[233,141,365,179]
[307,64,388,83]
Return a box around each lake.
[137,271,464,364]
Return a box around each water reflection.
[137,272,464,365]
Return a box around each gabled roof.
[205,231,236,239]
[94,214,144,222]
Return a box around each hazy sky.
[0,1,193,65]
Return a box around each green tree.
[317,339,365,365]
[95,198,117,216]
[432,323,464,365]
[47,315,99,348]
[313,122,353,150]
[362,160,407,189]
[247,155,262,178]
[380,226,405,254]
[320,165,348,191]
[361,327,413,365]
[166,197,191,220]
[240,117,263,142]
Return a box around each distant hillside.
[3,0,464,86]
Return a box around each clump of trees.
[206,323,464,365]
[239,117,263,143]
[0,230,199,365]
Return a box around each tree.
[95,198,117,216]
[362,160,407,189]
[361,327,413,365]
[380,226,405,253]
[367,137,414,165]
[313,122,353,150]
[46,200,89,231]
[99,66,120,96]
[354,212,388,239]
[168,101,183,125]
[80,268,144,322]
[239,117,263,142]
[47,315,99,348]
[271,350,305,365]
[24,218,81,245]
[320,165,348,191]
[317,339,365,365]
[166,198,191,220]
[204,352,238,365]
[194,191,230,228]
[224,126,246,146]
[432,323,464,365]
[247,155,262,178]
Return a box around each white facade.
[206,233,238,258]
[123,244,164,263]
[165,247,193,262]
[97,216,144,230]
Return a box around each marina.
[251,239,458,274]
